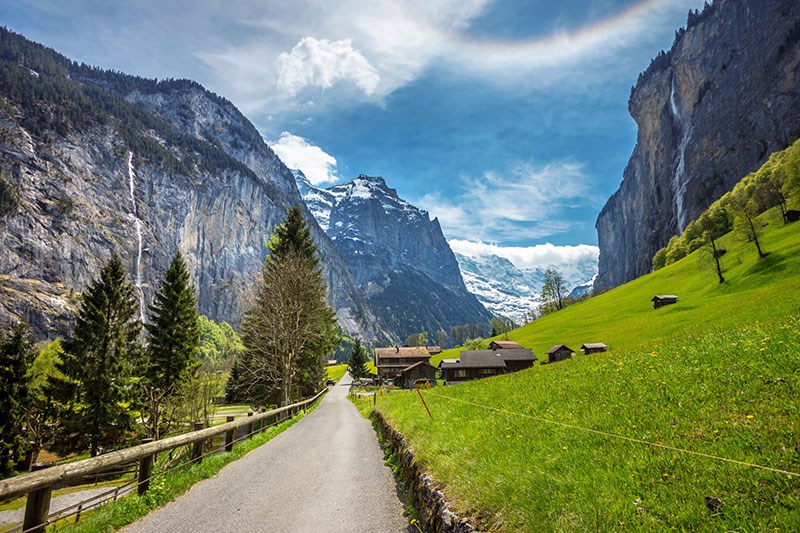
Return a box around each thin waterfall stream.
[127,151,145,321]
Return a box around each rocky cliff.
[0,28,384,340]
[595,0,800,290]
[297,173,492,340]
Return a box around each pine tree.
[0,321,34,476]
[347,338,369,380]
[267,204,319,268]
[143,252,201,438]
[48,255,142,457]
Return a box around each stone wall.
[372,411,477,533]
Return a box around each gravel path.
[123,375,411,532]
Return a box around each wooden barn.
[546,344,574,363]
[374,346,431,381]
[439,348,537,383]
[394,361,438,389]
[580,343,607,354]
[652,295,678,309]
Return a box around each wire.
[422,390,800,479]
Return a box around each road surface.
[123,374,410,532]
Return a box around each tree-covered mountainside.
[0,27,384,341]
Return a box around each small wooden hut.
[546,344,574,363]
[580,343,607,354]
[651,295,678,309]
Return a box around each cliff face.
[595,0,800,290]
[0,29,383,340]
[298,173,492,340]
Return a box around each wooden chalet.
[426,345,442,356]
[374,346,431,381]
[394,361,438,389]
[546,344,574,363]
[580,343,607,354]
[488,340,524,350]
[440,348,537,383]
[652,295,678,309]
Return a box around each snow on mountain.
[454,251,598,323]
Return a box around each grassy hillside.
[371,209,800,531]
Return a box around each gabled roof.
[398,361,438,375]
[581,343,607,350]
[493,348,537,362]
[426,345,442,355]
[651,295,678,301]
[438,358,459,368]
[489,340,524,350]
[546,344,574,354]
[443,351,507,369]
[375,346,430,359]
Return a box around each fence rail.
[0,389,327,533]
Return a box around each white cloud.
[276,37,381,96]
[417,160,601,242]
[449,240,598,270]
[269,132,339,185]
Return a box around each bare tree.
[540,267,567,314]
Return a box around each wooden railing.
[0,389,327,533]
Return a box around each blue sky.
[1,0,706,267]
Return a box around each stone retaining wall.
[372,411,477,533]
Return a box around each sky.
[0,0,706,268]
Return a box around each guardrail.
[0,389,327,533]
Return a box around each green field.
[374,209,800,531]
[325,364,347,382]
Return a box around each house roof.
[493,348,537,361]
[581,343,607,350]
[651,295,678,301]
[426,345,442,355]
[489,340,524,350]
[438,358,459,367]
[546,344,574,354]
[375,346,430,359]
[398,361,438,374]
[442,351,508,369]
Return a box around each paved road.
[123,375,410,532]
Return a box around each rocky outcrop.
[595,0,800,290]
[0,28,384,340]
[298,173,491,341]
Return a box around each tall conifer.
[347,338,369,380]
[0,321,34,476]
[48,255,141,456]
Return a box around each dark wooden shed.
[546,344,574,363]
[785,209,800,223]
[652,295,678,309]
[440,352,507,383]
[395,361,438,389]
[580,343,607,354]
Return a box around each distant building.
[580,343,607,354]
[394,361,438,389]
[546,345,575,363]
[374,346,431,381]
[488,340,524,350]
[651,295,678,309]
[426,345,442,356]
[440,348,537,383]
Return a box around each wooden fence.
[0,389,327,533]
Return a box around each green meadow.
[372,208,800,531]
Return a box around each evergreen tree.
[0,321,35,476]
[347,339,369,380]
[241,207,337,406]
[48,255,142,456]
[143,252,201,438]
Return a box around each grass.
[374,210,800,531]
[325,364,347,382]
[45,396,324,532]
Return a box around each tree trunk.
[710,237,725,284]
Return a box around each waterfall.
[670,76,692,232]
[127,151,145,322]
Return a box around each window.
[480,368,495,375]
[455,370,466,378]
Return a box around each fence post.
[193,422,205,463]
[137,438,155,496]
[23,485,52,533]
[247,412,254,439]
[225,416,235,452]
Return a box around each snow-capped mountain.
[454,252,598,323]
[295,171,491,341]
